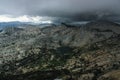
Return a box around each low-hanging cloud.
[0,0,120,19]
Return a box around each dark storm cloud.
[0,0,120,18]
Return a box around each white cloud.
[0,15,53,24]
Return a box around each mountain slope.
[0,20,120,80]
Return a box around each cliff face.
[0,21,120,80]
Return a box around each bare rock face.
[0,20,120,80]
[98,70,120,80]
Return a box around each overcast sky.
[0,0,120,22]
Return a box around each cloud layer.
[0,15,54,23]
[0,0,120,19]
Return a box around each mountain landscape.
[0,0,120,80]
[0,20,120,80]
